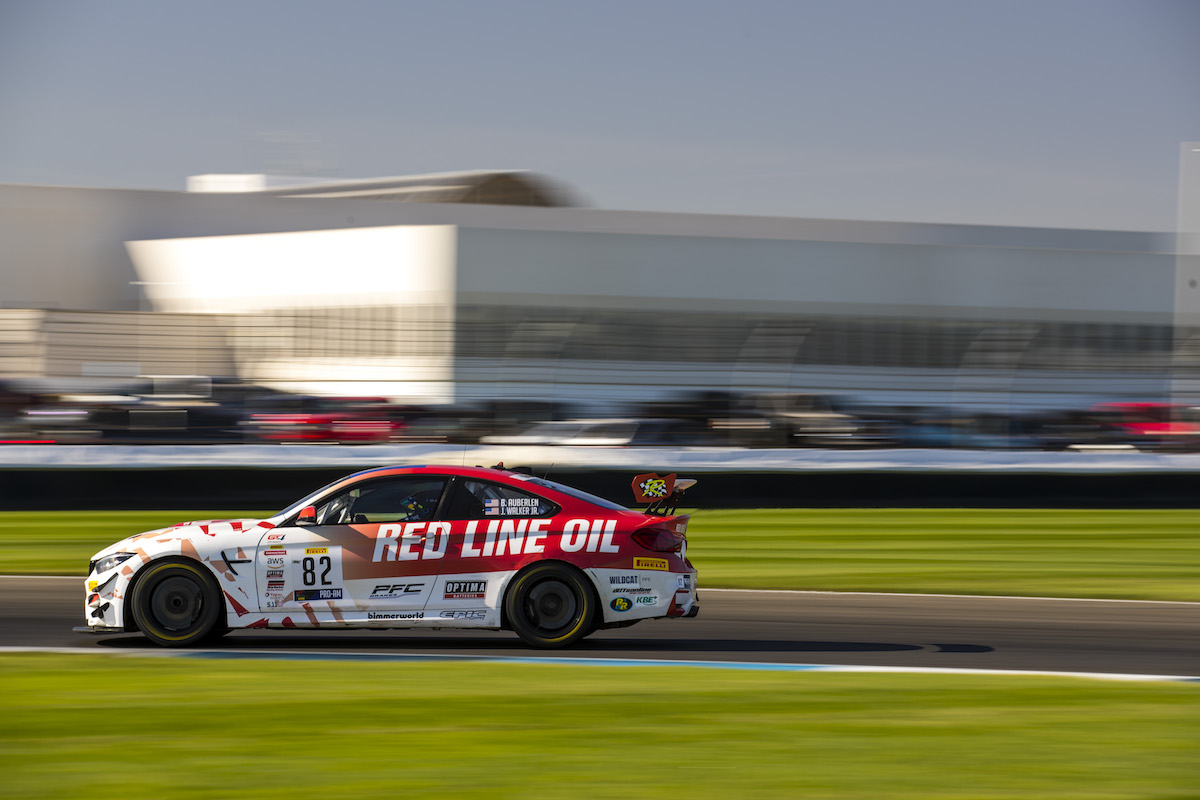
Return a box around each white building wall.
[455,227,1173,322]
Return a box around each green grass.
[1,653,1196,800]
[1,508,1198,601]
[685,508,1200,601]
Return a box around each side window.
[445,479,558,520]
[313,477,447,525]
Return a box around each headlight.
[91,552,135,574]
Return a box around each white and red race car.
[78,465,699,647]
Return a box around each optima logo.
[444,580,486,599]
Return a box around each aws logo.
[610,597,633,612]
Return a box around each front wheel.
[504,563,595,648]
[130,559,224,647]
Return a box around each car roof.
[345,464,531,482]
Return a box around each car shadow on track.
[96,633,992,656]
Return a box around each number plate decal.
[294,546,343,593]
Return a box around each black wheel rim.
[148,575,205,632]
[522,578,579,635]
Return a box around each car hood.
[89,518,271,561]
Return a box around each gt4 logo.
[369,583,425,598]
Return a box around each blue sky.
[1,0,1197,230]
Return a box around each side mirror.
[297,506,317,526]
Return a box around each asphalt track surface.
[5,576,1198,677]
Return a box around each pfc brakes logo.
[369,583,425,598]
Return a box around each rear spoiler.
[631,472,696,516]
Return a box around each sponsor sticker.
[294,588,342,602]
[610,597,633,612]
[369,583,424,598]
[484,496,542,516]
[439,610,487,620]
[635,595,657,605]
[368,611,423,620]
[294,546,343,594]
[612,587,653,595]
[632,472,676,504]
[634,557,668,571]
[443,580,487,600]
[264,549,287,556]
[608,574,640,585]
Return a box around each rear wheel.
[504,562,595,648]
[130,559,223,647]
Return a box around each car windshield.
[270,476,349,520]
[522,477,629,511]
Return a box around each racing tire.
[504,562,595,649]
[130,559,224,647]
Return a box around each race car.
[78,465,698,648]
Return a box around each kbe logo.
[610,597,633,612]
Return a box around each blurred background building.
[0,154,1196,421]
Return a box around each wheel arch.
[499,558,601,633]
[122,555,227,633]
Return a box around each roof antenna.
[542,463,555,480]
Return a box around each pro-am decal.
[295,588,343,602]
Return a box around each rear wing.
[631,472,696,516]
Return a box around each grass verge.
[1,653,1196,800]
[1,508,1198,601]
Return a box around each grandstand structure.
[1,158,1198,411]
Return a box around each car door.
[257,474,451,616]
[429,477,562,616]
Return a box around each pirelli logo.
[634,557,668,571]
[304,547,329,555]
